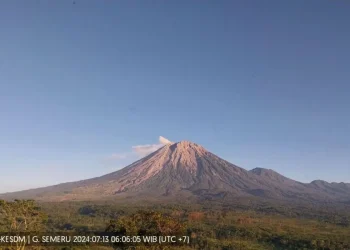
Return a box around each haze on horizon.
[1,1,349,193]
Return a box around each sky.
[0,1,349,193]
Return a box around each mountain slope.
[1,141,349,202]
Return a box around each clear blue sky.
[1,1,349,192]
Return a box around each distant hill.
[1,141,349,202]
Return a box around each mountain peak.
[170,141,207,154]
[174,140,201,147]
[2,139,350,202]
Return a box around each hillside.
[1,141,349,203]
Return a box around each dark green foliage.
[106,210,185,236]
[105,211,186,249]
[78,206,96,216]
[0,199,48,250]
[1,199,350,249]
[38,200,350,250]
[0,199,47,232]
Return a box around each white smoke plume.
[132,144,163,157]
[108,136,174,159]
[159,136,173,145]
[132,136,173,157]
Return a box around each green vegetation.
[1,199,350,249]
[0,200,47,250]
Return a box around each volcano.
[1,141,349,202]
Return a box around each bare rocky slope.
[1,141,349,202]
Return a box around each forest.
[0,198,350,250]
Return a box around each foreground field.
[1,199,350,250]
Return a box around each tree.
[0,199,47,250]
[105,211,186,249]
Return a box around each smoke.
[159,136,173,145]
[132,136,173,157]
[132,144,163,157]
[108,136,174,159]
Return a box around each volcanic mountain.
[1,141,349,202]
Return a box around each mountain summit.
[1,140,349,202]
